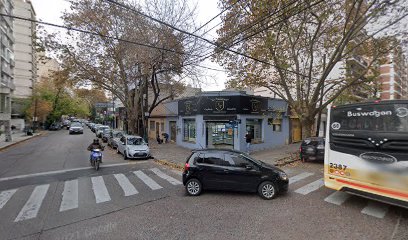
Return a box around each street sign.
[95,102,114,108]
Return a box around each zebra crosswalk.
[0,168,181,223]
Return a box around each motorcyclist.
[88,139,104,162]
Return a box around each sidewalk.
[0,131,43,151]
[150,141,300,168]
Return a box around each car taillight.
[184,163,190,171]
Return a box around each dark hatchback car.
[182,149,289,200]
[300,137,325,162]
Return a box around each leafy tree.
[215,0,408,138]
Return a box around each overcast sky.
[30,0,228,91]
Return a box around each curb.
[0,133,43,152]
[154,159,184,171]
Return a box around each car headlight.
[278,171,288,181]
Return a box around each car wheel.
[258,181,277,200]
[185,178,202,196]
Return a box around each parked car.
[92,124,102,133]
[62,120,71,129]
[107,130,124,149]
[48,122,61,131]
[182,149,289,200]
[101,129,112,143]
[96,125,110,138]
[69,122,84,134]
[300,137,325,162]
[116,135,150,160]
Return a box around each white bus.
[324,100,408,208]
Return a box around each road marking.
[294,178,324,195]
[60,180,78,212]
[324,191,351,205]
[0,189,18,209]
[361,201,389,218]
[0,162,141,182]
[113,174,138,196]
[91,176,111,203]
[150,168,182,185]
[171,170,183,176]
[134,171,162,190]
[289,172,314,185]
[15,184,49,222]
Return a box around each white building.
[11,0,36,122]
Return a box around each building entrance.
[206,122,234,149]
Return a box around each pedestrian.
[245,131,253,154]
[156,134,163,144]
[162,133,169,143]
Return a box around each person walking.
[245,131,253,154]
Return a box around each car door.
[224,153,262,192]
[118,136,126,154]
[200,152,235,190]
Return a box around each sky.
[30,0,228,91]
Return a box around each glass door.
[206,122,234,149]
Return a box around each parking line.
[0,189,18,209]
[289,172,314,185]
[324,191,351,205]
[60,180,78,212]
[134,171,162,190]
[15,184,49,222]
[150,168,182,185]
[91,176,111,203]
[113,174,138,196]
[294,178,324,195]
[361,201,389,219]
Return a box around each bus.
[324,100,408,208]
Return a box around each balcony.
[347,55,368,69]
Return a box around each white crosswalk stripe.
[289,172,314,185]
[15,184,49,222]
[114,174,139,196]
[294,178,324,195]
[60,180,78,212]
[150,168,182,185]
[91,176,111,203]
[361,201,389,219]
[134,170,162,190]
[324,191,351,206]
[0,189,18,209]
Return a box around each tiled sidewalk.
[0,131,43,151]
[150,140,300,166]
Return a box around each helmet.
[93,139,99,144]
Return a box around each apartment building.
[0,0,15,141]
[378,48,408,100]
[11,0,36,120]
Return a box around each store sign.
[178,96,268,116]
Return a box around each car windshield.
[71,123,81,127]
[113,132,123,138]
[100,127,109,131]
[127,137,144,145]
[103,129,111,133]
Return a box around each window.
[161,122,164,131]
[224,154,251,168]
[150,121,155,131]
[272,119,282,132]
[183,119,196,142]
[246,119,262,142]
[0,94,6,113]
[196,153,228,166]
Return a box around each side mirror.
[245,165,253,170]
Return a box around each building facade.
[150,91,290,152]
[11,0,36,123]
[0,0,15,141]
[378,49,408,100]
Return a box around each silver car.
[69,122,83,134]
[116,135,150,160]
[96,125,110,138]
[107,130,124,149]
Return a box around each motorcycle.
[90,148,104,170]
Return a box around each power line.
[0,13,203,58]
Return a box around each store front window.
[206,122,234,149]
[183,119,196,142]
[246,119,262,142]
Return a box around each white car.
[69,122,84,134]
[96,125,110,138]
[117,135,151,160]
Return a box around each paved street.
[0,129,407,240]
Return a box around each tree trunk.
[301,117,315,139]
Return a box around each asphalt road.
[0,129,407,240]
